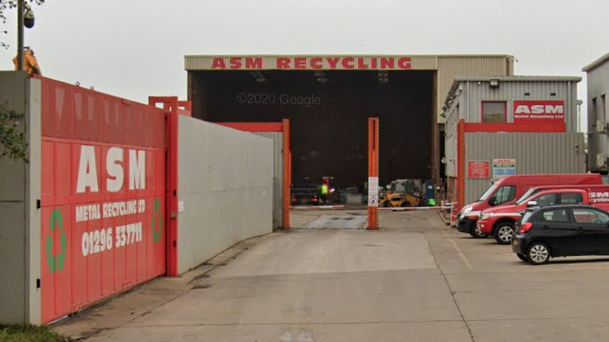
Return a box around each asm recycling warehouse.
[184,54,514,200]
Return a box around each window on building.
[602,95,607,123]
[482,101,507,123]
[592,98,598,124]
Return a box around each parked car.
[456,173,602,238]
[291,180,320,205]
[478,187,609,244]
[512,205,609,265]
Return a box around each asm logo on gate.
[41,77,167,324]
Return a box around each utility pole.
[17,0,24,71]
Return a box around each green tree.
[0,0,44,162]
[0,101,28,162]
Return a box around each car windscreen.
[477,183,498,201]
[515,188,539,205]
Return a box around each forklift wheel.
[400,201,411,207]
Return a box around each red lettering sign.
[294,57,307,69]
[357,58,369,69]
[211,58,226,69]
[277,57,291,69]
[468,161,490,179]
[310,57,323,69]
[380,57,394,69]
[513,100,565,124]
[342,57,355,69]
[206,56,414,70]
[229,57,242,69]
[326,57,340,69]
[398,57,412,69]
[245,57,262,69]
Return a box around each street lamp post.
[16,0,24,71]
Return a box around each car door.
[537,208,578,257]
[572,208,609,255]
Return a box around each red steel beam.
[367,118,379,230]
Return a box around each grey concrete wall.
[177,116,273,274]
[0,72,41,324]
[26,77,42,324]
[253,132,282,229]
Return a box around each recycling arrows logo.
[151,198,163,243]
[46,209,67,273]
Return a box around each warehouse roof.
[453,76,582,83]
[582,52,609,72]
[444,75,582,109]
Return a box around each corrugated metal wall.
[444,95,462,177]
[254,132,283,229]
[437,57,513,124]
[586,60,609,172]
[457,80,579,131]
[464,132,586,203]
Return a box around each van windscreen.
[515,188,540,205]
[478,183,499,201]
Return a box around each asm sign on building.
[513,100,565,123]
[206,56,412,70]
[40,78,169,323]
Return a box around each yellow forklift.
[381,179,423,207]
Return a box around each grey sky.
[1,0,608,130]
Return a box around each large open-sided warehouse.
[185,55,514,194]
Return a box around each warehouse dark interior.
[189,70,434,189]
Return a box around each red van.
[456,173,602,238]
[477,187,609,244]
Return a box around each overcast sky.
[1,0,608,130]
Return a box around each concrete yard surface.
[55,210,609,342]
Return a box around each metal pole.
[17,0,24,71]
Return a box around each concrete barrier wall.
[0,72,41,324]
[177,116,274,274]
[253,132,283,229]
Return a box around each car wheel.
[517,253,527,262]
[400,201,411,207]
[494,222,515,245]
[470,223,486,239]
[527,242,551,265]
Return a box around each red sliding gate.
[40,78,171,323]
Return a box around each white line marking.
[443,231,472,269]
